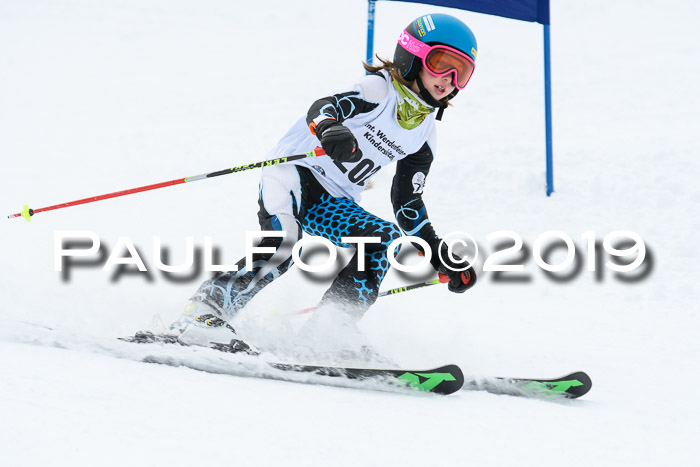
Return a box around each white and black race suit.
[193,70,445,318]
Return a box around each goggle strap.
[398,30,431,60]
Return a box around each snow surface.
[1,0,699,465]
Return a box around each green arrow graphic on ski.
[397,371,457,392]
[522,379,583,393]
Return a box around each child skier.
[169,13,478,350]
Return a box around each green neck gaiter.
[392,78,435,130]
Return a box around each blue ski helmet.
[394,14,478,84]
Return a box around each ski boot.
[168,301,258,355]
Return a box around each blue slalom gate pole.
[543,23,554,196]
[366,0,376,68]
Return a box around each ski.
[120,332,590,398]
[267,362,464,395]
[463,371,592,399]
[120,332,464,395]
[120,331,260,356]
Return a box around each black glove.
[315,119,362,163]
[429,239,477,293]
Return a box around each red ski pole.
[8,147,325,222]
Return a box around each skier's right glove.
[428,239,477,294]
[312,118,362,164]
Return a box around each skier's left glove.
[311,118,362,164]
[428,239,477,293]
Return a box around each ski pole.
[289,278,445,315]
[8,147,326,222]
[379,277,443,297]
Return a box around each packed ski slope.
[1,0,699,466]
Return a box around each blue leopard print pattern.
[303,194,402,307]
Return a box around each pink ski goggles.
[398,29,476,90]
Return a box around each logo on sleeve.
[412,172,426,194]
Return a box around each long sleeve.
[305,74,388,132]
[391,141,438,244]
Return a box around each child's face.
[417,67,456,101]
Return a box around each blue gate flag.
[385,0,549,24]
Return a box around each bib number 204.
[333,158,382,186]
